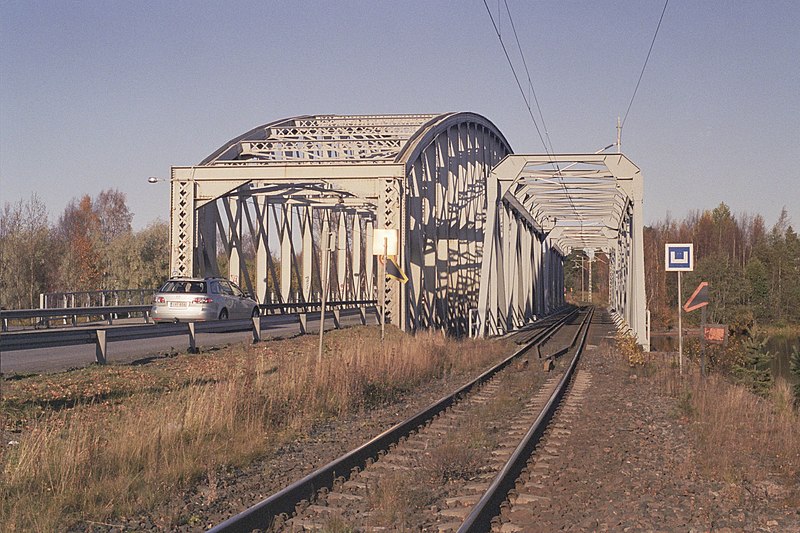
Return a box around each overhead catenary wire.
[481,0,550,155]
[621,0,670,128]
[481,0,583,227]
[502,0,555,155]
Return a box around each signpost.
[665,243,694,374]
[684,281,710,377]
[373,229,399,341]
[318,231,334,364]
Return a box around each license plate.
[169,301,188,308]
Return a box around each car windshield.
[159,280,207,294]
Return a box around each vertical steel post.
[381,237,387,341]
[678,270,683,375]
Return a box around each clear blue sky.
[2,1,798,230]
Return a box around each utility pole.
[581,254,585,301]
[616,116,622,153]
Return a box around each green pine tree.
[732,337,774,397]
[790,345,800,405]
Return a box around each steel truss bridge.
[167,113,648,348]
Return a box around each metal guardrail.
[0,301,379,363]
[1,305,152,331]
[0,318,263,364]
[0,300,379,332]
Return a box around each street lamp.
[147,176,168,184]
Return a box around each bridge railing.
[39,289,156,309]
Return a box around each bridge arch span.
[165,112,646,345]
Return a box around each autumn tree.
[56,195,102,291]
[0,195,56,308]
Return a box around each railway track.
[209,306,602,532]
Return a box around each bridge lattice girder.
[167,113,647,345]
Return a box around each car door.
[229,281,250,318]
[217,280,237,317]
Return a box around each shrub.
[790,345,800,405]
[730,336,774,397]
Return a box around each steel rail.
[207,307,579,533]
[458,306,595,532]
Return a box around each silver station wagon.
[150,277,259,323]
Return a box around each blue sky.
[2,1,798,230]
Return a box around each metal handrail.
[40,289,155,309]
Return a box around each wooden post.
[700,305,707,378]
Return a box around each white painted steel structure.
[166,113,647,346]
[477,154,648,348]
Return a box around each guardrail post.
[2,317,8,332]
[95,330,107,364]
[144,310,151,324]
[299,313,307,334]
[251,317,261,343]
[187,322,197,353]
[106,313,113,326]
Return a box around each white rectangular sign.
[665,243,694,271]
[372,229,398,256]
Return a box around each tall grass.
[648,352,800,492]
[0,327,510,531]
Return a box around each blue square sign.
[665,243,693,271]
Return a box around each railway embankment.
[2,317,798,531]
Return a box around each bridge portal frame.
[167,113,515,334]
[477,153,648,349]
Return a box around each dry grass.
[0,326,511,532]
[364,359,541,529]
[644,353,800,492]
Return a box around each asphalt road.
[1,309,378,375]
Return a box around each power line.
[482,1,583,233]
[502,0,555,155]
[481,0,550,154]
[622,0,669,128]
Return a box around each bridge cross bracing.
[166,113,648,348]
[477,154,648,348]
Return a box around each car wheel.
[218,308,228,320]
[251,307,260,318]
